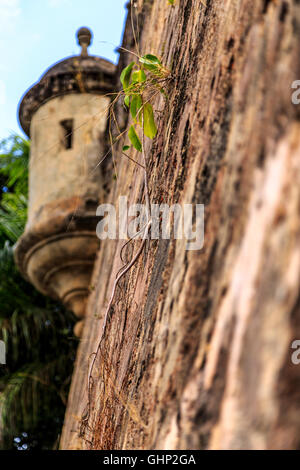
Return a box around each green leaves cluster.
[0,135,29,246]
[120,54,168,152]
[0,134,29,196]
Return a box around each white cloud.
[0,0,21,19]
[0,0,21,34]
[0,80,6,106]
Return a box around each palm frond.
[0,193,27,243]
[0,134,29,196]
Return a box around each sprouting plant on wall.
[120,54,169,152]
[78,0,206,445]
[79,1,176,446]
[80,52,171,445]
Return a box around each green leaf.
[139,54,162,72]
[124,95,130,108]
[131,69,146,84]
[143,103,157,139]
[168,0,175,4]
[130,94,142,122]
[140,54,162,65]
[120,61,135,91]
[123,145,130,152]
[128,126,142,152]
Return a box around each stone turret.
[15,28,116,335]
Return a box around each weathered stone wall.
[60,0,300,450]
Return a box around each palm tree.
[0,134,77,450]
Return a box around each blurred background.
[0,0,127,141]
[0,0,127,450]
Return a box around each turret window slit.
[60,119,73,149]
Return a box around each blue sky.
[0,0,128,141]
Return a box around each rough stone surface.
[60,0,300,450]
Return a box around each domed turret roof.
[19,27,116,137]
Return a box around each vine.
[80,50,171,444]
[79,0,207,446]
[121,55,169,149]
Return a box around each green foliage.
[0,134,76,450]
[0,134,29,197]
[0,193,27,244]
[120,54,169,153]
[120,61,135,91]
[130,94,142,122]
[0,134,29,246]
[139,54,162,73]
[131,69,146,84]
[128,125,142,152]
[143,103,157,139]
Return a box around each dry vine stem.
[82,99,153,441]
[79,0,173,440]
[100,102,152,338]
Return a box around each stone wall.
[60,0,300,450]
